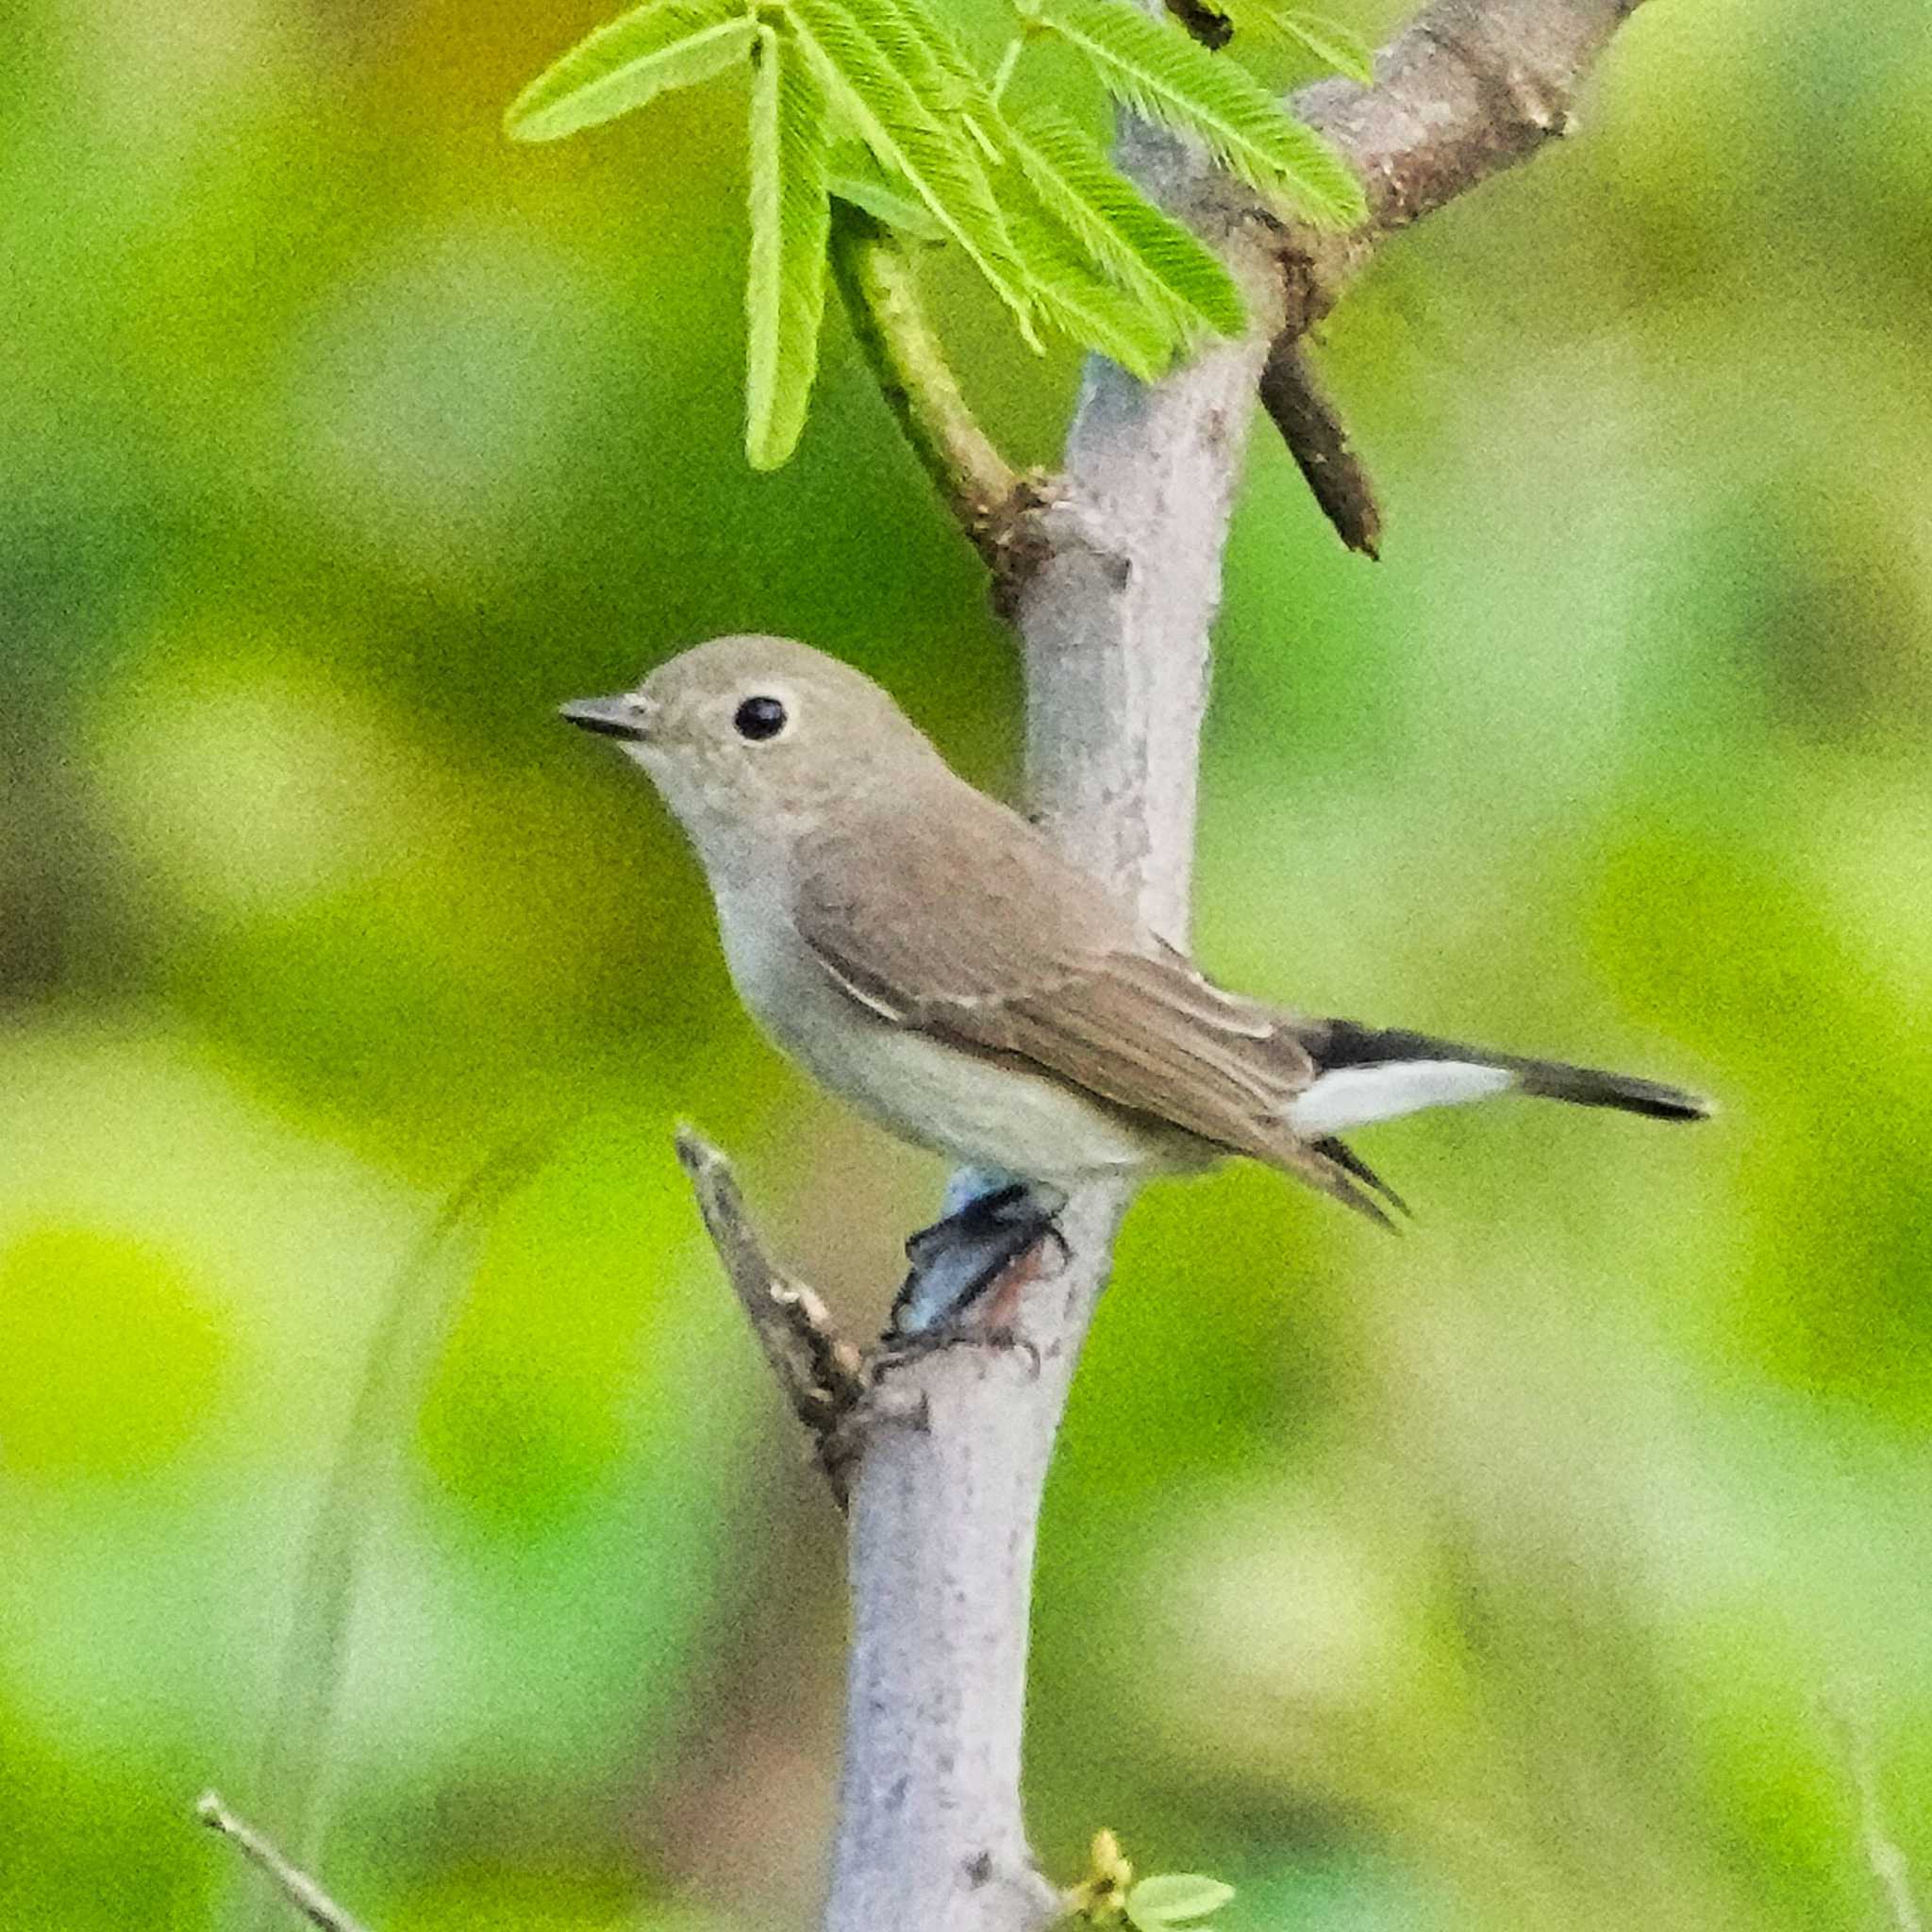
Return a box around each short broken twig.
[675,1126,869,1504]
[196,1791,373,1932]
[1257,334,1383,558]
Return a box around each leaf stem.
[828,205,1031,570]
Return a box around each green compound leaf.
[506,0,757,141]
[1008,108,1245,338]
[1124,1873,1238,1930]
[824,0,1180,352]
[505,0,1349,474]
[834,0,1008,162]
[745,26,833,468]
[783,0,1043,347]
[1003,197,1180,380]
[1273,8,1375,82]
[1028,0,1366,226]
[828,141,947,238]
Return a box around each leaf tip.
[501,93,548,142]
[745,413,807,471]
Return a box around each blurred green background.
[5,0,1931,1925]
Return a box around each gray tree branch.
[810,4,1645,1930]
[1293,0,1641,258]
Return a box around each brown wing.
[791,790,1332,1174]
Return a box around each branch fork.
[675,1127,1063,1509]
[833,2,1644,573]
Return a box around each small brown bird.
[562,635,1708,1259]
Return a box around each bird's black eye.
[733,694,789,741]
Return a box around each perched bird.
[563,635,1707,1307]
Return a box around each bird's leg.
[887,1169,1068,1344]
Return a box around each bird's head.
[561,634,944,881]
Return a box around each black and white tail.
[1287,1019,1710,1140]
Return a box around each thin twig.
[1257,334,1383,557]
[675,1126,868,1505]
[197,1793,374,1932]
[827,207,1044,581]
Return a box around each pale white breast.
[708,874,1180,1188]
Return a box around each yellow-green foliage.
[505,0,1357,457]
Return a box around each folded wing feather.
[791,795,1393,1215]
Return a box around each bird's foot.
[886,1176,1068,1349]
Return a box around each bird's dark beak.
[559,694,650,741]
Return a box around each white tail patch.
[1287,1060,1516,1137]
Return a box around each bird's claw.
[889,1179,1068,1341]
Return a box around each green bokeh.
[4,0,1930,1925]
